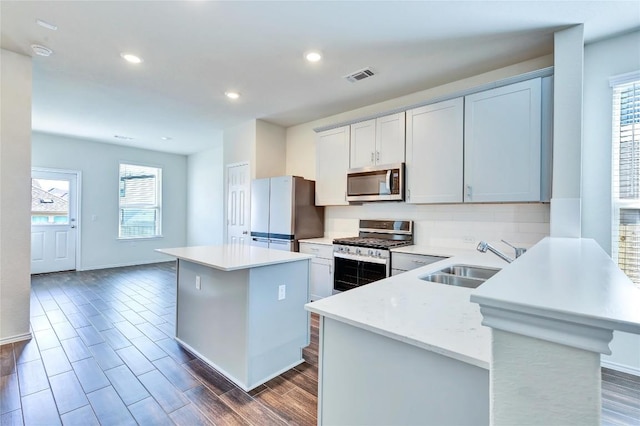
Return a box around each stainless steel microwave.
[346,163,404,202]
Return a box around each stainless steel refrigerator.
[250,176,324,251]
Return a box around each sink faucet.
[476,240,526,263]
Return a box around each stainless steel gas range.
[333,219,413,293]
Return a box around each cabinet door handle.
[376,151,380,162]
[407,188,411,201]
[310,248,319,252]
[371,152,374,163]
[466,184,472,199]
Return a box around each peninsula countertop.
[305,248,507,369]
[156,245,313,271]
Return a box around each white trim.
[77,259,172,272]
[0,332,32,346]
[609,70,640,87]
[601,359,640,377]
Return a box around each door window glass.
[31,178,70,224]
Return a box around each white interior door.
[227,163,250,245]
[31,169,79,274]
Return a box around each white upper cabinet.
[464,78,542,202]
[405,98,464,204]
[350,112,405,169]
[316,126,350,206]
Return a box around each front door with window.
[31,169,79,274]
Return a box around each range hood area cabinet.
[350,112,406,169]
[405,76,553,204]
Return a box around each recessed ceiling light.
[31,44,53,57]
[120,53,143,64]
[305,51,322,62]
[36,19,58,30]
[225,91,240,100]
[114,135,134,140]
[161,136,173,141]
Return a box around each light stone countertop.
[471,237,640,335]
[298,237,335,246]
[306,249,507,369]
[156,245,313,272]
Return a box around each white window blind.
[119,163,162,239]
[612,76,640,288]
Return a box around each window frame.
[610,71,640,288]
[118,162,163,240]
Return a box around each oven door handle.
[334,252,388,265]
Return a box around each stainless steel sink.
[438,265,501,280]
[419,264,501,289]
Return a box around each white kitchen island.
[157,245,313,391]
[306,250,505,426]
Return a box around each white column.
[551,25,584,238]
[491,330,602,425]
[0,49,32,344]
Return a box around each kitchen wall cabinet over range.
[299,242,334,301]
[406,98,464,204]
[350,112,405,169]
[316,126,350,206]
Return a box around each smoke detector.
[344,67,375,83]
[31,44,53,57]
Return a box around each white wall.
[286,55,554,249]
[0,49,32,344]
[255,120,286,179]
[584,30,640,374]
[187,138,224,246]
[32,132,188,270]
[223,120,255,173]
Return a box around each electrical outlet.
[195,275,201,290]
[278,284,286,300]
[463,236,476,244]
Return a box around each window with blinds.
[611,74,640,288]
[119,163,162,238]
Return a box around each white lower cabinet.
[300,242,334,301]
[391,252,447,276]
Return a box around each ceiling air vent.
[344,67,375,83]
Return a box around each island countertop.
[305,248,506,369]
[156,245,313,271]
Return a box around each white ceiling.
[1,1,638,155]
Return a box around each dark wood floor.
[0,262,319,426]
[0,262,638,425]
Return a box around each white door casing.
[227,163,250,245]
[31,169,80,274]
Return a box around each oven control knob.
[368,249,373,256]
[376,250,382,257]
[356,248,362,255]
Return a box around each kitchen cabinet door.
[350,112,405,169]
[350,119,376,168]
[316,126,350,205]
[376,111,405,165]
[405,98,464,203]
[464,78,542,202]
[300,242,334,301]
[310,257,333,301]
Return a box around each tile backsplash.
[324,203,550,249]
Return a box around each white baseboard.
[0,332,32,346]
[601,359,640,377]
[78,259,174,271]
